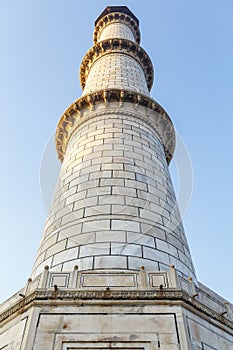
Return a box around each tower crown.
[80,6,148,96]
[95,6,139,26]
[94,6,140,44]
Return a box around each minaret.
[1,7,233,350]
[31,6,196,283]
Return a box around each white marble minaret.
[31,6,196,283]
[1,6,233,350]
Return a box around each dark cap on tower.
[95,6,139,26]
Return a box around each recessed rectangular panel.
[187,316,233,349]
[148,273,167,287]
[68,348,143,350]
[0,318,27,349]
[81,273,136,287]
[203,344,218,350]
[62,342,150,350]
[50,274,69,287]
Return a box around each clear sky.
[0,0,232,303]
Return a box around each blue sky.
[0,0,233,303]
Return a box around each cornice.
[55,89,175,164]
[94,12,140,45]
[1,289,233,332]
[80,38,153,91]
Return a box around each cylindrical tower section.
[82,53,150,96]
[31,6,196,283]
[98,22,136,42]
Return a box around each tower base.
[1,266,233,349]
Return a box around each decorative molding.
[1,288,233,331]
[94,12,140,45]
[80,38,153,91]
[55,88,175,164]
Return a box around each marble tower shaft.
[32,6,196,282]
